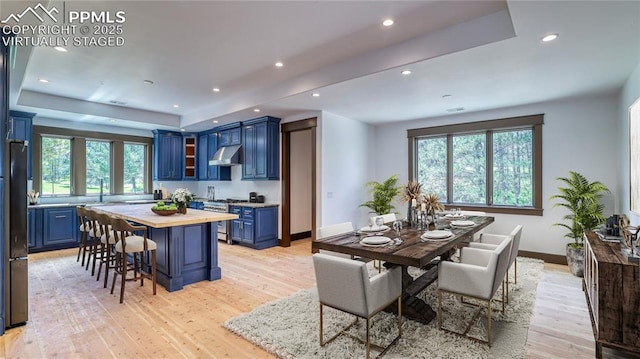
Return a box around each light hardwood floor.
[0,239,626,358]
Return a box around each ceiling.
[2,0,639,133]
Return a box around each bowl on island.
[151,208,178,216]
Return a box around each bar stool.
[109,217,157,303]
[95,212,117,288]
[84,209,104,276]
[76,206,91,265]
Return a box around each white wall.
[320,111,374,228]
[618,62,640,225]
[373,93,619,256]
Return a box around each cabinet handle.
[55,215,67,219]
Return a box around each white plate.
[451,220,475,227]
[445,213,465,219]
[360,225,390,232]
[360,236,392,245]
[421,230,453,239]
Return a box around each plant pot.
[566,244,584,277]
[177,206,187,214]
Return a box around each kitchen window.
[408,114,543,215]
[41,136,72,196]
[86,140,111,194]
[33,126,152,197]
[123,143,146,194]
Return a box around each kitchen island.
[93,204,238,292]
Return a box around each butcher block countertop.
[93,204,238,228]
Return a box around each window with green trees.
[409,114,543,215]
[41,136,71,195]
[86,140,111,194]
[124,143,145,193]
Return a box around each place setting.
[358,216,391,234]
[421,229,454,242]
[450,220,476,228]
[359,235,394,247]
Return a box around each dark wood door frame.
[280,118,317,247]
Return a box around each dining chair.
[312,253,402,359]
[437,235,512,345]
[109,217,157,303]
[468,225,523,303]
[317,222,355,259]
[370,213,397,225]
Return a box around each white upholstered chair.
[369,213,397,225]
[312,253,402,359]
[317,222,354,259]
[437,235,512,345]
[469,225,523,302]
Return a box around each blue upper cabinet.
[242,116,281,180]
[8,111,35,180]
[218,123,241,146]
[182,134,197,180]
[153,130,183,180]
[197,130,231,181]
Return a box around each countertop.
[228,202,279,208]
[92,204,238,228]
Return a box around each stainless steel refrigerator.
[4,141,28,327]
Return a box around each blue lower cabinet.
[29,206,79,253]
[188,201,204,210]
[229,205,278,249]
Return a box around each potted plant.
[171,188,194,214]
[360,174,402,215]
[551,171,609,277]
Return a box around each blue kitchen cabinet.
[198,130,230,181]
[8,111,35,179]
[153,130,182,180]
[189,201,204,210]
[218,123,241,147]
[229,205,278,249]
[242,116,280,180]
[42,207,77,248]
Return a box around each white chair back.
[370,213,397,225]
[313,253,370,317]
[317,222,353,239]
[492,236,513,295]
[508,225,523,268]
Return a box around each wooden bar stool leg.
[152,250,157,295]
[119,253,127,303]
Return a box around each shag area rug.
[224,257,543,359]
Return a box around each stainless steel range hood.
[209,144,241,166]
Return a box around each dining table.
[312,214,495,324]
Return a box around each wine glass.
[375,216,384,231]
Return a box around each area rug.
[224,257,543,359]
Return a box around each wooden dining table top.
[312,215,495,268]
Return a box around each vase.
[407,202,413,226]
[177,206,187,214]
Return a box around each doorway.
[280,118,317,247]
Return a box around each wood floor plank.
[0,240,631,358]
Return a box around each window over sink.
[34,126,152,197]
[408,114,543,216]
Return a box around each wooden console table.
[584,231,640,358]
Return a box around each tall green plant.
[360,174,402,215]
[551,171,609,247]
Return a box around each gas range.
[203,199,249,212]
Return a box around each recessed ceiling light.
[275,62,283,68]
[212,87,220,92]
[382,19,394,27]
[446,107,465,113]
[312,93,320,97]
[254,109,261,112]
[212,120,219,124]
[143,79,154,85]
[109,119,116,122]
[54,46,67,52]
[38,78,49,83]
[173,104,179,108]
[401,70,412,75]
[109,100,127,105]
[541,33,559,42]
